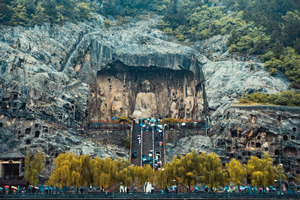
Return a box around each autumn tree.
[47,153,76,188]
[177,150,201,190]
[25,150,45,186]
[135,165,154,186]
[116,165,134,187]
[92,157,116,189]
[199,152,229,189]
[226,158,246,188]
[155,161,178,188]
[247,152,286,188]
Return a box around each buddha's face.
[99,87,105,96]
[142,80,151,92]
[114,95,120,101]
[187,87,193,97]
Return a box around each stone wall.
[79,129,130,147]
[165,125,206,143]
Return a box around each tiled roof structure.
[0,151,25,159]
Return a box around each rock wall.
[194,35,289,114]
[211,105,300,186]
[0,14,209,169]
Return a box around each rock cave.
[90,61,206,120]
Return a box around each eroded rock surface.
[0,13,298,187]
[0,15,207,167]
[211,105,300,186]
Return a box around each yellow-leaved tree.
[25,150,45,186]
[199,152,229,189]
[177,150,201,190]
[226,158,246,188]
[155,161,178,188]
[135,165,154,186]
[247,152,286,188]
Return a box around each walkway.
[131,122,142,166]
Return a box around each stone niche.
[90,61,205,120]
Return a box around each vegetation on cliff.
[0,0,299,88]
[158,0,300,88]
[239,90,300,107]
[0,0,94,25]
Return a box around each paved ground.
[1,192,299,199]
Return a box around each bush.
[104,19,112,28]
[241,91,300,107]
[123,137,131,149]
[159,118,179,125]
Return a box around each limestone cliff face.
[0,14,298,183]
[194,35,289,114]
[0,15,208,163]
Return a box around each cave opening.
[231,130,237,137]
[94,60,203,120]
[283,135,289,141]
[292,127,296,132]
[13,94,18,100]
[0,122,3,128]
[284,147,297,156]
[256,143,261,148]
[256,153,261,159]
[242,152,246,156]
[275,149,280,156]
[26,139,31,144]
[35,131,40,138]
[226,147,231,152]
[25,128,31,134]
[291,135,295,140]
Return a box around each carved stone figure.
[170,89,178,118]
[196,89,204,118]
[98,87,107,119]
[185,87,194,119]
[133,80,157,118]
[111,95,123,117]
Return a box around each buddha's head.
[187,87,193,97]
[142,80,151,92]
[114,95,120,101]
[99,87,105,96]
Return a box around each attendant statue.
[98,87,107,120]
[196,89,204,118]
[185,87,194,119]
[170,89,178,118]
[111,95,123,117]
[133,80,157,118]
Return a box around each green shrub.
[104,19,112,28]
[241,91,300,107]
